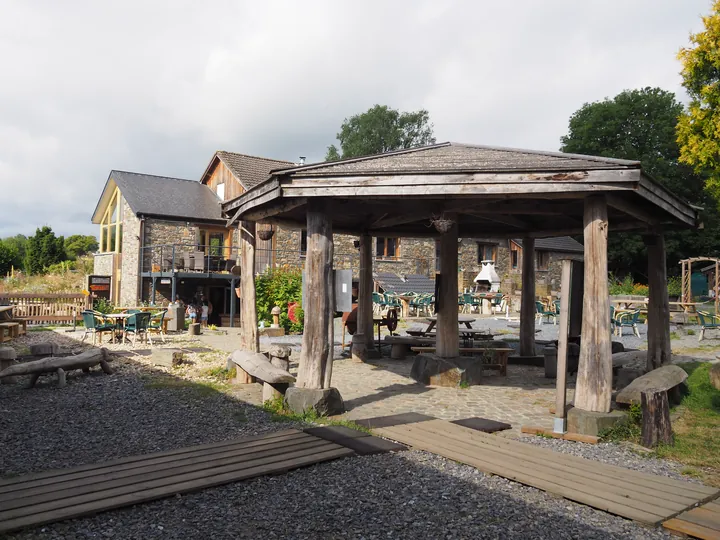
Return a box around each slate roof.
[375,272,436,294]
[518,236,584,253]
[272,142,640,178]
[95,170,225,223]
[215,151,294,190]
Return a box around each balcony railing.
[141,244,240,274]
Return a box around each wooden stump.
[641,389,673,448]
[57,368,66,388]
[30,343,59,356]
[188,323,201,336]
[0,347,17,384]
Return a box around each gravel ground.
[519,437,697,483]
[7,451,675,540]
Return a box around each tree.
[0,241,18,276]
[1,235,26,271]
[677,1,720,197]
[325,105,436,161]
[64,234,99,259]
[561,87,720,278]
[24,226,66,274]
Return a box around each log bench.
[410,347,513,376]
[228,346,294,403]
[0,348,112,388]
[0,322,20,342]
[384,335,435,359]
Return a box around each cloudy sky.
[0,0,711,238]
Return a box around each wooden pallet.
[372,419,719,525]
[664,500,720,539]
[0,429,354,534]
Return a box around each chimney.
[299,156,306,166]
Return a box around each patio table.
[104,313,131,344]
[424,315,474,333]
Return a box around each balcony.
[141,244,240,277]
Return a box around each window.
[477,243,497,264]
[216,183,225,200]
[99,187,123,253]
[300,230,307,256]
[376,237,400,259]
[510,241,521,270]
[536,251,550,271]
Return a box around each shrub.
[608,274,648,296]
[667,276,682,297]
[255,268,303,332]
[93,297,115,314]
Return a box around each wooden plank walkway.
[0,429,354,534]
[372,419,719,525]
[664,500,720,539]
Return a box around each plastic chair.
[697,310,720,341]
[614,309,641,337]
[124,312,152,347]
[610,305,616,334]
[81,310,115,345]
[372,292,386,315]
[462,293,480,314]
[148,310,168,343]
[535,301,557,325]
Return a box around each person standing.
[201,300,210,328]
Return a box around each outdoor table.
[394,295,414,318]
[425,327,494,347]
[104,313,131,343]
[424,315,474,333]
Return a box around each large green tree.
[24,226,66,274]
[0,241,18,276]
[1,235,27,271]
[64,234,99,259]
[677,0,720,197]
[561,87,720,278]
[326,104,436,161]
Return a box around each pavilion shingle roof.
[274,142,640,177]
[217,151,294,189]
[519,237,584,253]
[110,170,225,223]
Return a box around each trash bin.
[166,304,182,332]
[543,345,558,378]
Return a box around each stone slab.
[410,353,484,387]
[616,365,688,405]
[451,417,511,433]
[567,407,627,437]
[285,387,345,416]
[304,425,369,442]
[339,436,407,455]
[353,412,435,429]
[151,348,184,368]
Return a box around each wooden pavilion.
[225,142,698,414]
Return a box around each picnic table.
[424,315,474,333]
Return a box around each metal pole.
[171,276,177,305]
[151,277,157,305]
[229,278,236,328]
[172,245,176,274]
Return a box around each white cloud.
[0,0,711,238]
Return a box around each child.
[201,300,210,327]
[186,303,197,325]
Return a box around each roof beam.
[606,194,659,225]
[228,198,307,226]
[464,212,530,229]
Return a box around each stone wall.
[119,202,142,307]
[93,252,115,277]
[143,219,201,272]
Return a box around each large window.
[376,237,400,259]
[300,230,307,256]
[99,188,123,253]
[477,243,497,264]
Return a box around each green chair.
[535,301,557,325]
[148,310,168,343]
[372,292,386,314]
[384,293,401,309]
[81,310,116,345]
[697,311,720,341]
[610,305,616,334]
[462,293,480,314]
[124,312,152,347]
[614,309,641,337]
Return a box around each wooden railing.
[0,293,89,325]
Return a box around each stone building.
[91,150,582,325]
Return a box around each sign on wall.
[87,275,112,301]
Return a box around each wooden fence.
[0,293,89,325]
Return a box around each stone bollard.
[271,306,282,329]
[0,347,18,384]
[263,343,292,402]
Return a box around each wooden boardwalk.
[372,419,719,525]
[0,429,354,534]
[664,500,720,539]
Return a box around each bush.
[667,276,682,297]
[93,297,114,314]
[255,268,303,332]
[608,274,648,296]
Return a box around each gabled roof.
[518,237,584,253]
[201,151,294,190]
[375,272,435,294]
[270,142,640,177]
[92,171,224,224]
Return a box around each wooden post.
[520,237,536,357]
[645,233,671,371]
[436,217,459,358]
[238,220,258,384]
[297,200,334,389]
[322,267,335,389]
[358,233,375,354]
[715,260,719,316]
[569,261,584,338]
[575,195,612,413]
[554,259,572,433]
[641,389,673,448]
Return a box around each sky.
[0,0,712,239]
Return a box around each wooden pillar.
[715,260,719,316]
[575,195,612,413]
[436,217,459,358]
[519,237,536,357]
[569,261,584,338]
[645,233,671,371]
[358,233,375,353]
[297,200,334,389]
[239,221,258,354]
[554,259,572,433]
[322,262,335,389]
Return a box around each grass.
[687,329,696,336]
[669,331,681,340]
[458,380,470,389]
[261,396,371,433]
[202,366,235,381]
[601,362,720,486]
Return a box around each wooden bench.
[410,347,513,375]
[384,335,435,359]
[0,322,20,343]
[229,346,294,402]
